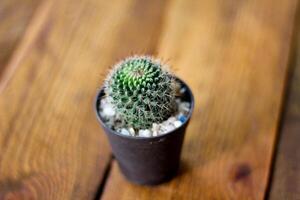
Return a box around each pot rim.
[94,77,194,140]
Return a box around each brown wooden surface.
[0,0,168,199]
[269,17,300,200]
[0,0,298,199]
[0,0,40,78]
[102,0,297,199]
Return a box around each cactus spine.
[104,55,176,129]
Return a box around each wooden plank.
[101,0,297,199]
[0,0,41,77]
[0,0,168,199]
[269,17,300,200]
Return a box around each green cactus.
[104,55,176,129]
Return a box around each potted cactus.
[95,55,194,185]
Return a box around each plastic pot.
[94,78,194,185]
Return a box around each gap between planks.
[267,2,300,199]
[93,155,113,200]
[263,4,299,198]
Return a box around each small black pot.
[94,78,194,185]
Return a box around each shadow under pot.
[94,78,194,185]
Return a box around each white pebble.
[120,128,130,136]
[167,117,177,123]
[102,105,115,117]
[152,123,159,131]
[179,102,190,115]
[180,87,186,94]
[163,124,175,133]
[173,120,183,128]
[138,129,152,137]
[128,127,135,136]
[152,123,162,136]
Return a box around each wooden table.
[0,0,299,199]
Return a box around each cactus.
[104,55,177,129]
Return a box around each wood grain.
[269,17,300,200]
[0,0,168,199]
[102,0,297,199]
[0,0,41,77]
